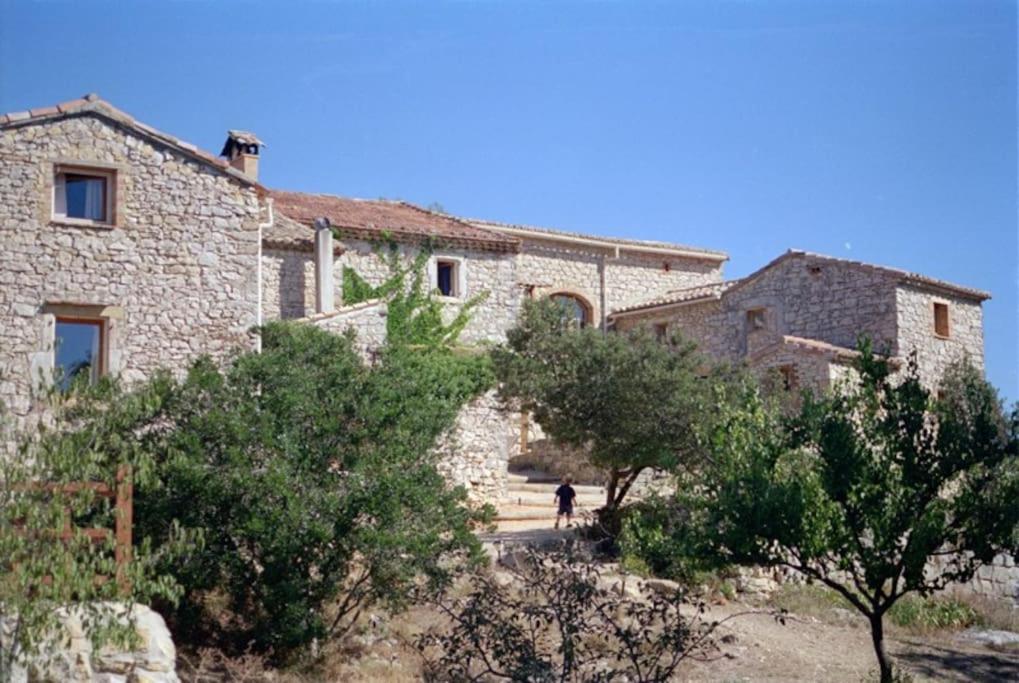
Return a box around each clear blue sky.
[2,0,1016,401]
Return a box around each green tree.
[0,399,189,683]
[683,346,1019,682]
[492,298,717,512]
[28,320,493,660]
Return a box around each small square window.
[933,302,950,338]
[746,308,766,331]
[436,260,458,297]
[654,322,669,341]
[779,365,798,392]
[54,167,114,224]
[54,317,106,391]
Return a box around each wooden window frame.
[436,259,459,298]
[53,315,108,388]
[933,301,950,339]
[52,164,117,227]
[746,307,767,332]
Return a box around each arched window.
[550,293,593,328]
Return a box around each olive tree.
[493,298,719,512]
[683,346,1019,682]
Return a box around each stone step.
[507,482,605,495]
[494,504,598,522]
[502,491,605,506]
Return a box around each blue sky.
[2,0,1016,401]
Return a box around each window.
[436,260,458,297]
[54,317,105,391]
[550,293,592,328]
[933,302,950,338]
[779,365,798,392]
[53,167,114,224]
[654,322,669,341]
[746,308,766,331]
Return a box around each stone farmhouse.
[0,94,991,502]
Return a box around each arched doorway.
[549,292,593,328]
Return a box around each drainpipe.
[256,197,274,353]
[599,245,619,332]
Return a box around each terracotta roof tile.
[751,334,902,367]
[270,190,519,252]
[262,211,343,253]
[610,280,739,316]
[469,217,728,261]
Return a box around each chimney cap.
[313,217,331,231]
[220,130,265,158]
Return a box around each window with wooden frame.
[746,307,767,331]
[54,317,107,391]
[933,302,950,338]
[550,293,593,329]
[53,165,115,225]
[436,259,459,297]
[654,322,669,342]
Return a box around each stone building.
[0,94,992,498]
[611,250,990,394]
[0,95,265,425]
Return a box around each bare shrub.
[416,542,753,682]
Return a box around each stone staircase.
[494,469,606,528]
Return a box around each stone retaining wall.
[435,390,518,503]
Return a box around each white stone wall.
[0,114,262,422]
[261,247,314,320]
[896,285,985,388]
[435,389,519,502]
[305,299,388,362]
[515,240,722,326]
[335,238,521,345]
[617,254,902,376]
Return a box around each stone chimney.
[220,130,264,180]
[314,217,335,315]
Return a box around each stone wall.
[274,238,521,345]
[0,113,263,424]
[515,240,722,326]
[305,299,388,361]
[896,285,985,388]
[616,254,905,384]
[435,390,519,502]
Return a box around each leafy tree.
[492,298,717,511]
[28,320,493,660]
[681,346,1019,682]
[0,399,189,683]
[417,542,735,682]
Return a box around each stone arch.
[548,290,595,328]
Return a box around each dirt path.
[680,603,1018,682]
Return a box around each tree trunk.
[868,613,893,683]
[605,469,620,509]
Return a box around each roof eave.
[1,97,266,195]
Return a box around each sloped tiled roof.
[750,334,902,367]
[271,190,519,252]
[469,217,728,261]
[610,280,740,317]
[262,210,343,253]
[729,250,991,302]
[0,94,264,192]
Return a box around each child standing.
[554,475,577,529]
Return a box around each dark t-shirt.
[555,484,577,512]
